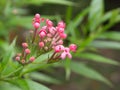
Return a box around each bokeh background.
[0,0,120,90]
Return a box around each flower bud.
[69,44,77,52]
[34,22,40,29]
[29,56,35,62]
[35,13,40,19]
[39,42,44,48]
[15,56,20,61]
[25,48,31,54]
[22,42,28,48]
[60,33,67,39]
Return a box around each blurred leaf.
[101,9,120,23]
[66,8,89,38]
[89,0,104,31]
[71,61,112,86]
[77,52,119,65]
[90,40,120,49]
[73,7,89,28]
[26,79,50,90]
[9,79,29,90]
[7,79,50,90]
[64,59,71,80]
[98,31,120,41]
[0,81,21,90]
[1,39,16,74]
[30,72,62,84]
[25,0,75,6]
[102,9,120,32]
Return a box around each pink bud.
[39,30,46,38]
[17,53,21,57]
[64,47,70,53]
[22,42,28,48]
[49,27,56,34]
[60,52,66,60]
[47,33,52,38]
[15,56,20,61]
[29,56,35,62]
[39,42,44,48]
[46,19,53,27]
[34,22,40,29]
[60,33,67,39]
[58,21,65,28]
[35,13,40,19]
[69,44,77,52]
[57,40,63,45]
[25,48,31,54]
[57,28,64,33]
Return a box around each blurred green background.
[0,0,120,90]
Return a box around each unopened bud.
[39,42,44,48]
[15,56,20,61]
[25,48,31,54]
[29,56,35,62]
[22,42,28,48]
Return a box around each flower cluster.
[15,13,77,65]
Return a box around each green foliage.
[0,0,120,89]
[70,62,112,86]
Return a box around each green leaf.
[101,9,120,23]
[90,40,120,49]
[25,0,75,6]
[30,72,62,84]
[0,79,50,90]
[77,53,119,65]
[89,0,104,31]
[1,39,16,74]
[26,79,50,90]
[70,61,112,86]
[98,31,120,41]
[0,81,21,90]
[9,79,29,90]
[66,8,89,38]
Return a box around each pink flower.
[29,56,35,62]
[25,48,31,54]
[39,42,44,48]
[57,40,63,45]
[54,45,64,53]
[60,52,66,59]
[60,47,72,59]
[69,44,77,52]
[22,42,28,48]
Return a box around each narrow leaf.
[71,61,112,86]
[77,53,119,65]
[90,40,120,49]
[30,72,62,84]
